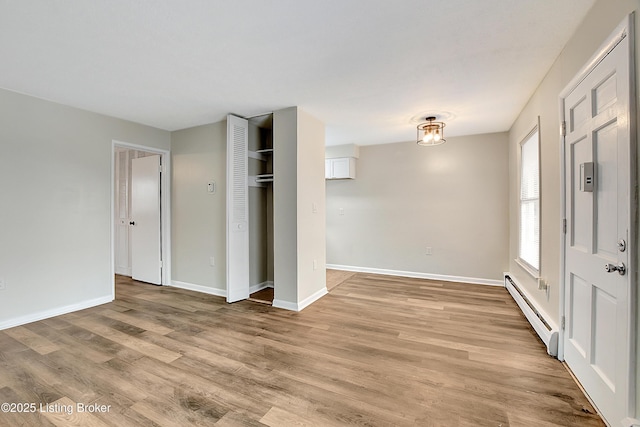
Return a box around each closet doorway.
[227,114,274,304]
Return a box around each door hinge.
[561,121,567,136]
[159,260,163,268]
[561,316,565,331]
[562,218,567,234]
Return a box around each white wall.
[273,107,327,307]
[171,121,226,292]
[325,143,359,159]
[273,108,299,303]
[296,108,327,302]
[326,132,509,283]
[0,88,170,329]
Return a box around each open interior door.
[131,155,162,285]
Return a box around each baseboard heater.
[504,274,558,357]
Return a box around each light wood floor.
[0,273,603,426]
[326,269,357,291]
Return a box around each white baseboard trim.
[250,281,274,294]
[272,299,298,311]
[170,280,273,299]
[170,280,226,298]
[273,287,328,312]
[504,274,559,356]
[0,295,113,331]
[622,417,640,427]
[326,264,503,287]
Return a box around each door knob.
[129,221,135,226]
[604,262,626,275]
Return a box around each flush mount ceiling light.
[417,116,446,146]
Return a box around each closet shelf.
[249,174,273,187]
[248,148,273,161]
[255,173,274,183]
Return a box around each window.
[519,127,540,274]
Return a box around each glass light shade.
[417,118,446,146]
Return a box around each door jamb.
[557,13,637,420]
[111,140,171,294]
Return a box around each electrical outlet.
[0,278,5,290]
[313,260,318,270]
[426,247,432,255]
[209,257,215,267]
[312,202,318,213]
[339,208,344,216]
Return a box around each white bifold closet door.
[226,115,250,302]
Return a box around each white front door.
[562,25,632,425]
[131,155,162,285]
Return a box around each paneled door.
[562,22,632,426]
[130,154,162,285]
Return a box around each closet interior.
[247,113,274,304]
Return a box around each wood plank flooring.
[0,273,603,426]
[326,269,357,291]
[248,288,274,305]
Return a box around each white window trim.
[515,257,539,279]
[517,120,541,278]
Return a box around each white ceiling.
[0,0,596,146]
